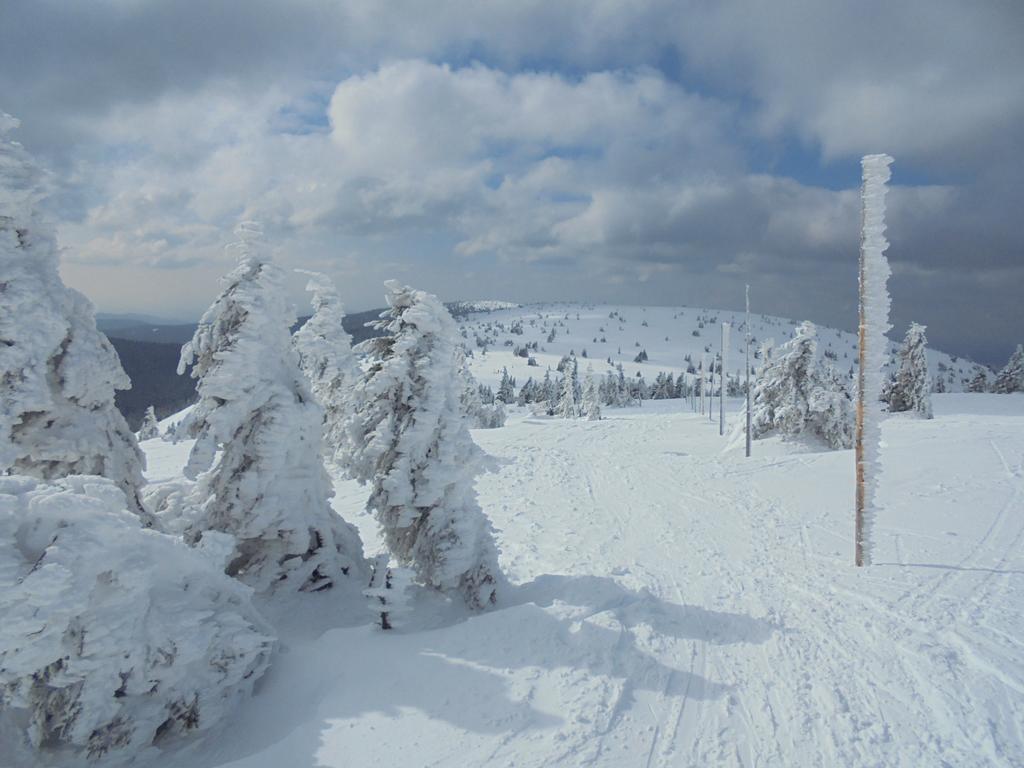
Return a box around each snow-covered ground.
[144,392,1024,768]
[455,302,989,394]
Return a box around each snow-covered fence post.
[720,322,730,436]
[745,286,752,458]
[855,154,894,567]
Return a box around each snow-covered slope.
[456,302,988,393]
[141,392,1024,768]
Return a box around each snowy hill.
[455,302,989,395]
[135,393,1024,768]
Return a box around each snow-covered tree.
[883,322,933,418]
[967,369,990,393]
[137,405,161,440]
[581,364,602,420]
[557,363,578,418]
[496,367,516,404]
[342,282,501,610]
[810,365,856,450]
[0,114,149,521]
[751,322,853,449]
[178,222,364,594]
[0,475,274,765]
[992,344,1024,394]
[293,270,358,467]
[458,350,506,428]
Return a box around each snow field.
[456,303,988,397]
[145,392,1024,768]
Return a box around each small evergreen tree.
[967,369,990,393]
[883,322,933,418]
[751,322,853,449]
[557,365,578,419]
[992,345,1024,394]
[496,367,516,404]
[458,351,506,428]
[178,222,364,594]
[581,364,602,420]
[137,405,160,440]
[342,282,501,610]
[293,270,358,467]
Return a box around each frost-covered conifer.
[0,114,149,521]
[967,369,989,393]
[883,323,933,418]
[137,405,161,440]
[496,367,516,404]
[516,377,533,407]
[810,365,856,450]
[992,344,1024,394]
[178,222,364,594]
[557,364,578,418]
[343,282,501,610]
[293,270,358,467]
[0,475,274,765]
[751,322,853,449]
[458,350,506,428]
[581,364,602,420]
[543,370,559,414]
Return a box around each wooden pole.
[745,286,752,458]
[855,172,868,568]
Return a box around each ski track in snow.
[149,394,1024,768]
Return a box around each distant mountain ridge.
[106,299,983,430]
[103,308,387,427]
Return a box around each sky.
[1,1,1021,366]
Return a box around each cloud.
[673,1,1024,169]
[1,2,1020,363]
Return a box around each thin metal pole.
[745,286,752,457]
[720,322,729,436]
[708,356,714,422]
[699,357,704,415]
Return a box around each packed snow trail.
[152,394,1024,768]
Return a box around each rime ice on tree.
[856,153,894,567]
[0,114,149,522]
[0,475,273,763]
[458,350,506,428]
[137,405,161,440]
[558,361,579,419]
[582,364,602,420]
[993,344,1024,394]
[750,321,853,450]
[343,282,502,610]
[883,323,933,418]
[293,270,359,469]
[179,222,365,594]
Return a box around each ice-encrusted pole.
[745,285,752,458]
[856,154,894,567]
[699,355,707,415]
[708,354,715,423]
[720,322,730,435]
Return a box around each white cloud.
[3,0,1018,360]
